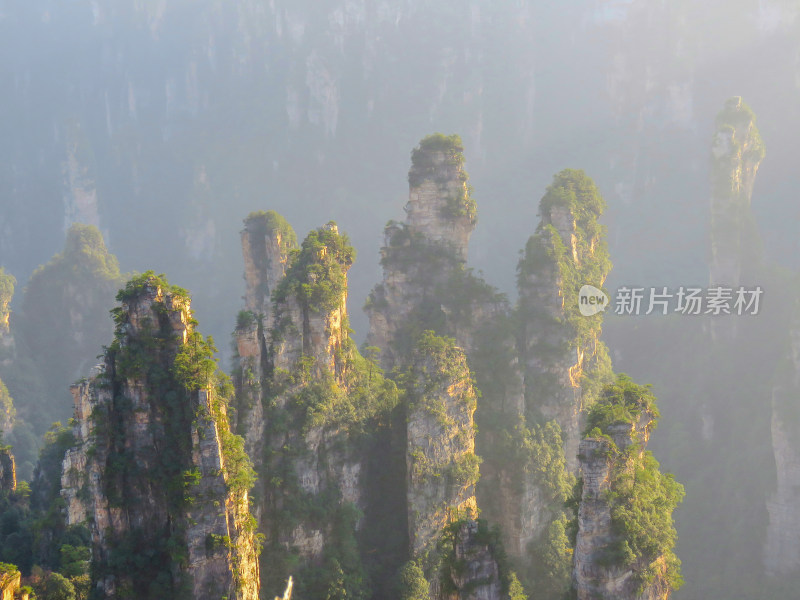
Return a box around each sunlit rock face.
[0,271,12,341]
[233,211,297,466]
[405,334,504,600]
[406,338,479,556]
[236,219,371,589]
[517,170,611,472]
[709,96,764,291]
[405,140,476,261]
[0,563,26,600]
[366,134,498,372]
[574,414,671,600]
[232,208,503,598]
[60,279,259,600]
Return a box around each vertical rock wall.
[239,219,376,598]
[60,276,259,600]
[0,269,13,340]
[573,378,680,600]
[517,170,611,468]
[0,564,26,600]
[233,211,297,468]
[0,448,15,495]
[709,96,765,290]
[406,335,479,556]
[494,169,611,577]
[366,134,495,371]
[405,333,502,600]
[765,308,800,576]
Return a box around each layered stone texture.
[0,564,28,600]
[406,136,476,260]
[0,383,14,438]
[60,277,259,600]
[518,171,611,469]
[406,335,504,600]
[270,222,350,379]
[446,521,503,600]
[232,212,297,469]
[240,211,297,318]
[494,170,611,577]
[573,395,672,600]
[366,142,613,596]
[366,134,500,371]
[406,337,479,555]
[239,220,368,587]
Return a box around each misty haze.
[1,2,799,600]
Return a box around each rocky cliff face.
[232,211,297,469]
[232,208,507,598]
[573,376,682,600]
[445,520,503,600]
[765,307,800,576]
[405,333,503,600]
[479,170,612,585]
[517,169,612,469]
[0,269,13,341]
[0,448,15,495]
[406,334,479,556]
[365,141,614,596]
[0,270,14,371]
[365,134,505,370]
[574,435,668,600]
[60,274,259,600]
[0,564,28,600]
[0,381,14,439]
[240,211,297,319]
[709,96,765,291]
[237,219,388,598]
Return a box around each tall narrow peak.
[241,210,297,318]
[232,211,297,465]
[0,267,15,432]
[573,375,683,600]
[271,221,353,378]
[366,133,507,372]
[60,272,260,600]
[0,381,13,443]
[249,221,401,599]
[0,271,15,438]
[404,332,503,600]
[406,133,476,259]
[406,332,479,555]
[486,170,613,595]
[709,96,765,289]
[0,268,14,340]
[517,169,613,468]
